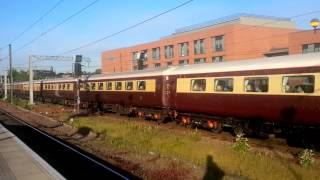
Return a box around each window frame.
[98,82,104,91]
[91,82,96,91]
[106,82,112,90]
[214,78,234,92]
[244,77,269,93]
[179,42,189,57]
[165,45,174,59]
[213,35,224,52]
[190,79,206,92]
[115,82,122,90]
[194,39,205,55]
[282,75,315,94]
[194,58,206,64]
[152,47,160,60]
[137,81,146,90]
[125,81,133,90]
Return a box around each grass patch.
[59,116,320,179]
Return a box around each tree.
[94,68,101,74]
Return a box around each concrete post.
[29,56,34,105]
[4,71,7,100]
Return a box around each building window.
[167,62,172,66]
[179,59,189,65]
[179,42,189,56]
[302,43,320,54]
[212,56,224,63]
[194,39,205,55]
[191,79,206,91]
[140,50,148,60]
[155,63,161,68]
[152,47,160,60]
[282,75,314,93]
[165,45,174,59]
[194,58,206,64]
[132,51,139,61]
[213,35,224,52]
[244,77,268,92]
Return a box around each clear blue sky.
[0,0,319,73]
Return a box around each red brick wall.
[288,30,320,54]
[101,24,296,73]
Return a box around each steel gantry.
[28,55,90,105]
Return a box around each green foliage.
[70,116,320,179]
[188,128,201,142]
[233,133,250,153]
[299,149,314,168]
[12,68,29,82]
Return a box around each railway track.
[0,109,137,180]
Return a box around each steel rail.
[0,109,130,180]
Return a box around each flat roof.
[174,13,293,35]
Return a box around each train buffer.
[0,124,65,180]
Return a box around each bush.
[233,133,250,153]
[299,149,314,168]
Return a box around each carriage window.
[137,81,146,90]
[45,85,48,90]
[282,75,314,93]
[91,83,96,90]
[63,84,66,90]
[84,83,90,90]
[51,85,54,90]
[126,81,133,90]
[191,79,206,91]
[79,83,84,89]
[67,84,70,90]
[106,82,112,90]
[115,82,122,90]
[215,78,233,92]
[98,82,104,90]
[244,77,269,92]
[58,84,61,90]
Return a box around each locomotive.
[1,52,320,135]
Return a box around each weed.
[188,129,201,142]
[70,116,320,179]
[299,149,314,168]
[233,133,250,153]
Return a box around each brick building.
[289,30,320,54]
[101,14,299,73]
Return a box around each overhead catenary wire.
[60,8,320,56]
[13,0,101,54]
[11,0,65,45]
[59,0,195,55]
[0,0,64,52]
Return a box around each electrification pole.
[29,56,34,105]
[4,70,7,100]
[28,55,90,106]
[9,44,13,104]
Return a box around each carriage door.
[164,75,176,108]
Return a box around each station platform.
[0,124,65,180]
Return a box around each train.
[1,52,320,135]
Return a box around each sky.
[0,0,319,73]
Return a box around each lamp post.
[310,18,319,33]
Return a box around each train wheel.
[210,121,223,133]
[233,123,244,135]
